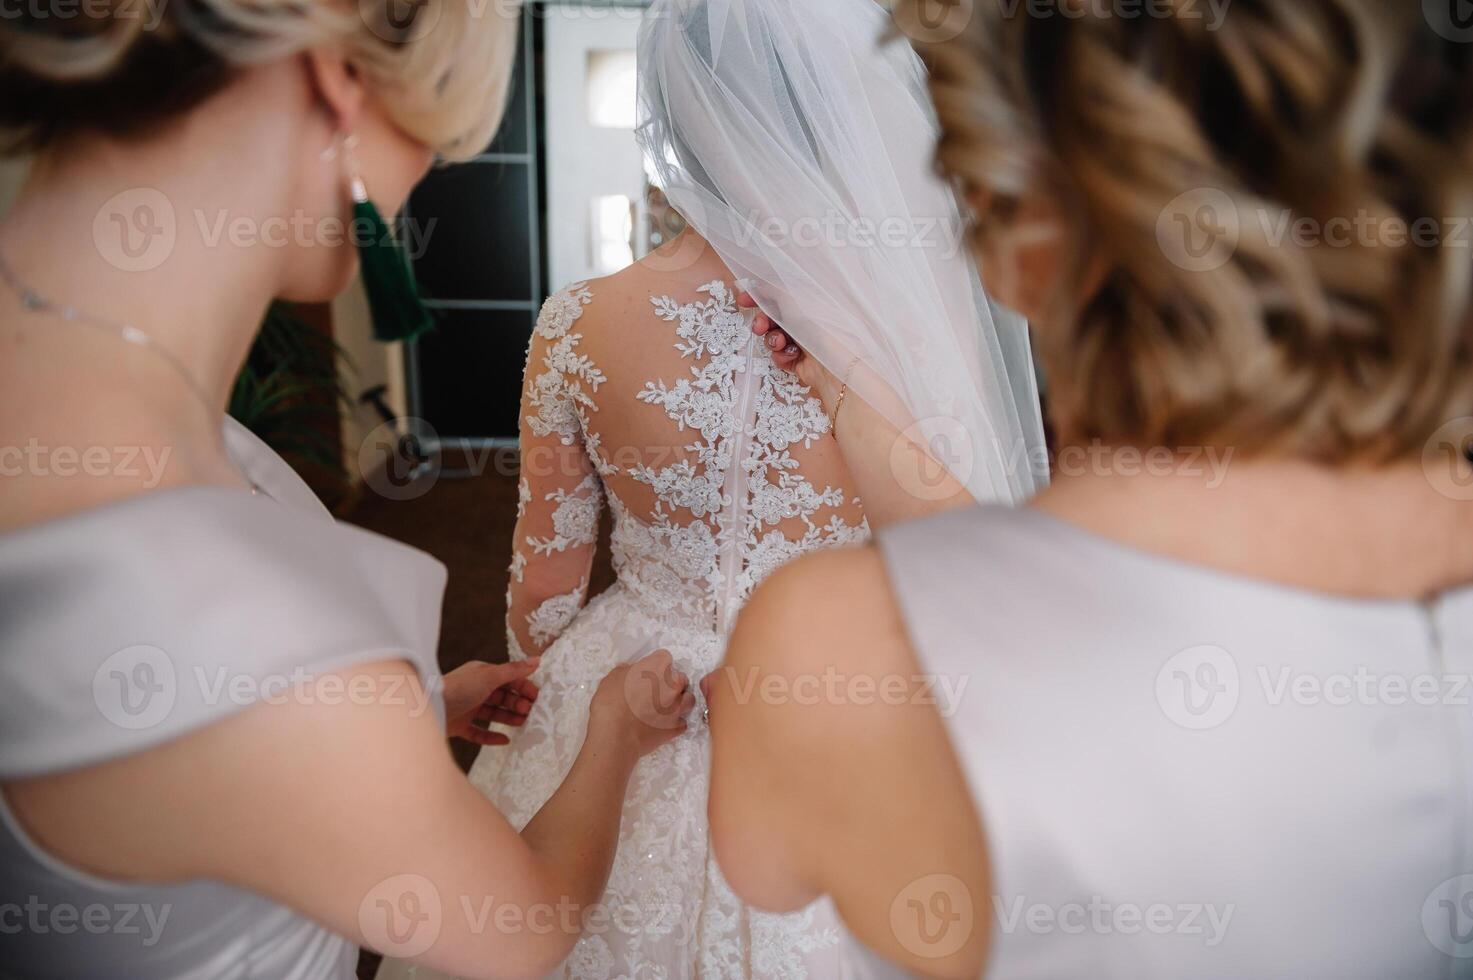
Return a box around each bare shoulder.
[572,268,654,331]
[572,237,736,322]
[715,544,991,977]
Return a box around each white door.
[543,3,650,291]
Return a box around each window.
[586,49,638,130]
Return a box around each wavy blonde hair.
[0,0,521,161]
[899,0,1473,461]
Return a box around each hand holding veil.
[635,0,1048,506]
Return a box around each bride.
[468,0,1045,975]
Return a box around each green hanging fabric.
[352,178,436,344]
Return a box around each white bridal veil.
[635,0,1048,505]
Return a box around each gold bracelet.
[829,357,861,436]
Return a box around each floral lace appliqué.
[527,580,589,648]
[526,283,605,446]
[528,474,603,557]
[629,280,866,626]
[482,279,864,980]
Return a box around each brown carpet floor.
[341,448,615,770]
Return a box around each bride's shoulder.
[535,268,656,338]
[561,236,737,314]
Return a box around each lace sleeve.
[506,284,606,661]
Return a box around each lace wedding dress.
[467,268,869,979]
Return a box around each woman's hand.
[590,650,696,758]
[739,293,974,525]
[442,658,542,746]
[738,292,845,412]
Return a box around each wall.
[0,158,27,213]
[333,277,406,483]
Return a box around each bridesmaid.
[0,3,692,978]
[715,1,1473,977]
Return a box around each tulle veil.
[635,0,1048,505]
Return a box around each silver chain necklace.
[0,247,221,416]
[0,247,264,496]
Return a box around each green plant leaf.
[229,302,353,485]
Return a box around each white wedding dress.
[467,268,869,978]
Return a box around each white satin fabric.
[876,505,1473,978]
[0,417,448,979]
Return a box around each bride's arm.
[506,305,606,661]
[742,294,974,530]
[3,653,693,980]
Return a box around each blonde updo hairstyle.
[901,0,1473,462]
[0,0,521,161]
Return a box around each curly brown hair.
[898,0,1473,461]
